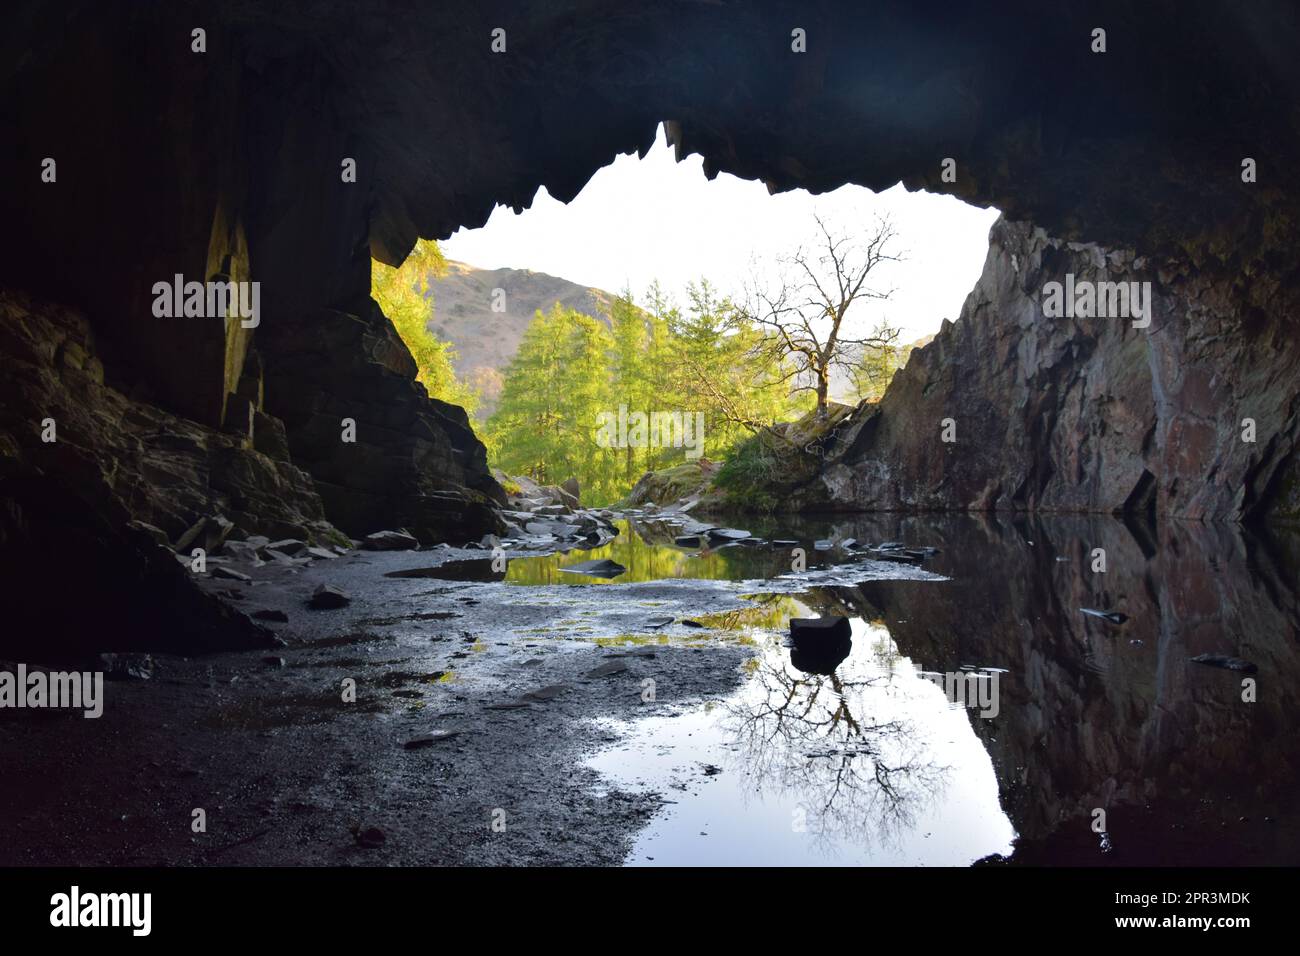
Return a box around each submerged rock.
[558,558,626,578]
[867,549,923,564]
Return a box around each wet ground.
[2,511,1297,866]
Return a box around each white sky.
[442,126,1000,342]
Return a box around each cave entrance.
[374,124,998,513]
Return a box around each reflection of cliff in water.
[794,512,1300,864]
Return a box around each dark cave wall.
[0,5,250,429]
[0,2,509,550]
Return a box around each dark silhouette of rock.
[558,559,626,579]
[383,558,504,581]
[788,616,853,676]
[308,585,351,609]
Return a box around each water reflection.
[504,519,845,585]
[719,616,953,856]
[825,513,1300,865]
[590,592,1014,865]
[588,510,1300,866]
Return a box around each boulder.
[788,616,853,676]
[308,584,351,609]
[266,538,308,556]
[362,529,420,551]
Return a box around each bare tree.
[740,214,903,418]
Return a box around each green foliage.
[484,303,621,503]
[485,282,810,507]
[372,239,480,414]
[849,324,913,403]
[713,432,784,512]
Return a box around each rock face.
[0,292,339,546]
[806,219,1300,521]
[259,300,506,543]
[0,292,308,656]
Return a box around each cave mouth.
[385,123,1000,511]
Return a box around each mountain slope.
[423,260,617,415]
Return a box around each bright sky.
[442,126,1000,343]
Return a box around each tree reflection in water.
[720,608,949,854]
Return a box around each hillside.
[423,260,617,415]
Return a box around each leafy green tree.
[371,239,480,414]
[661,279,808,454]
[487,277,813,507]
[485,304,620,502]
[850,324,913,402]
[608,289,656,485]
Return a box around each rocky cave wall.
[1,0,1299,653]
[808,218,1300,521]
